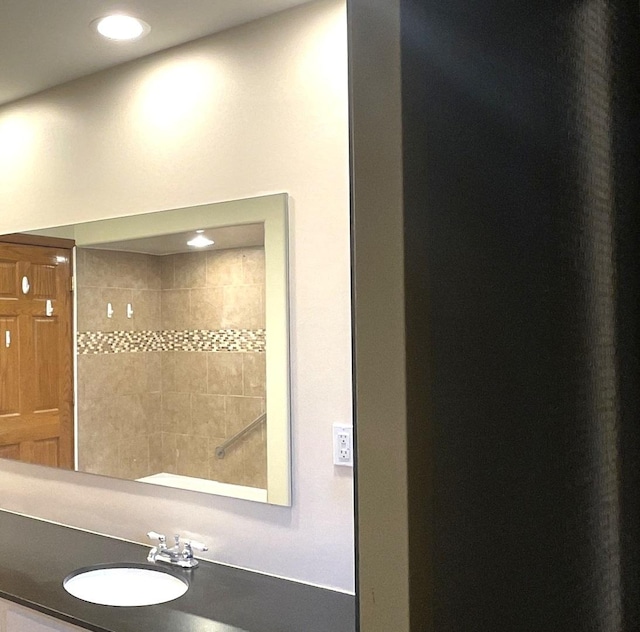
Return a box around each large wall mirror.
[9,193,291,506]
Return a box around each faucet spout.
[147,531,207,568]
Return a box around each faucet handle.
[183,540,208,558]
[188,540,208,552]
[147,531,166,544]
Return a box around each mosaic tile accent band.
[77,329,266,355]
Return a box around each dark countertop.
[0,510,356,632]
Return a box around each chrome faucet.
[147,531,208,568]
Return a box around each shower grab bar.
[215,413,266,459]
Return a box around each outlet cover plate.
[333,424,353,467]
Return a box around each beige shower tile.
[77,396,120,477]
[77,395,121,439]
[107,288,134,331]
[115,251,153,290]
[176,434,209,479]
[161,352,207,393]
[120,354,151,396]
[243,353,266,397]
[161,432,179,474]
[161,353,177,392]
[206,250,243,287]
[114,395,142,439]
[141,392,162,433]
[173,252,207,289]
[148,432,163,474]
[190,287,223,330]
[77,393,105,421]
[123,353,156,395]
[77,355,98,401]
[191,393,226,438]
[119,393,160,439]
[81,249,150,290]
[119,435,150,480]
[160,256,175,290]
[77,248,109,288]
[221,285,264,329]
[242,427,267,490]
[131,289,161,331]
[102,288,133,331]
[162,392,191,433]
[179,352,208,393]
[207,353,243,395]
[91,353,150,398]
[208,437,246,485]
[77,287,107,332]
[75,248,87,287]
[146,255,162,290]
[242,248,265,285]
[79,443,120,479]
[76,354,90,400]
[161,289,191,330]
[145,352,163,392]
[78,287,132,332]
[79,354,129,400]
[224,395,264,436]
[92,353,124,397]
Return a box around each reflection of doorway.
[0,238,74,468]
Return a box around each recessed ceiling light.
[187,231,214,248]
[93,15,150,41]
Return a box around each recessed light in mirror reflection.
[187,232,214,248]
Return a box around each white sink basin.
[63,564,189,607]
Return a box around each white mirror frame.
[33,194,291,506]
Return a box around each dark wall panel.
[401,1,640,629]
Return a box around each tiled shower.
[76,246,267,490]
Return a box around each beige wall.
[0,0,353,592]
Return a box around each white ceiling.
[0,0,312,107]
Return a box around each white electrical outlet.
[333,424,353,467]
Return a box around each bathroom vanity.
[0,511,355,632]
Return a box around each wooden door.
[0,243,73,468]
